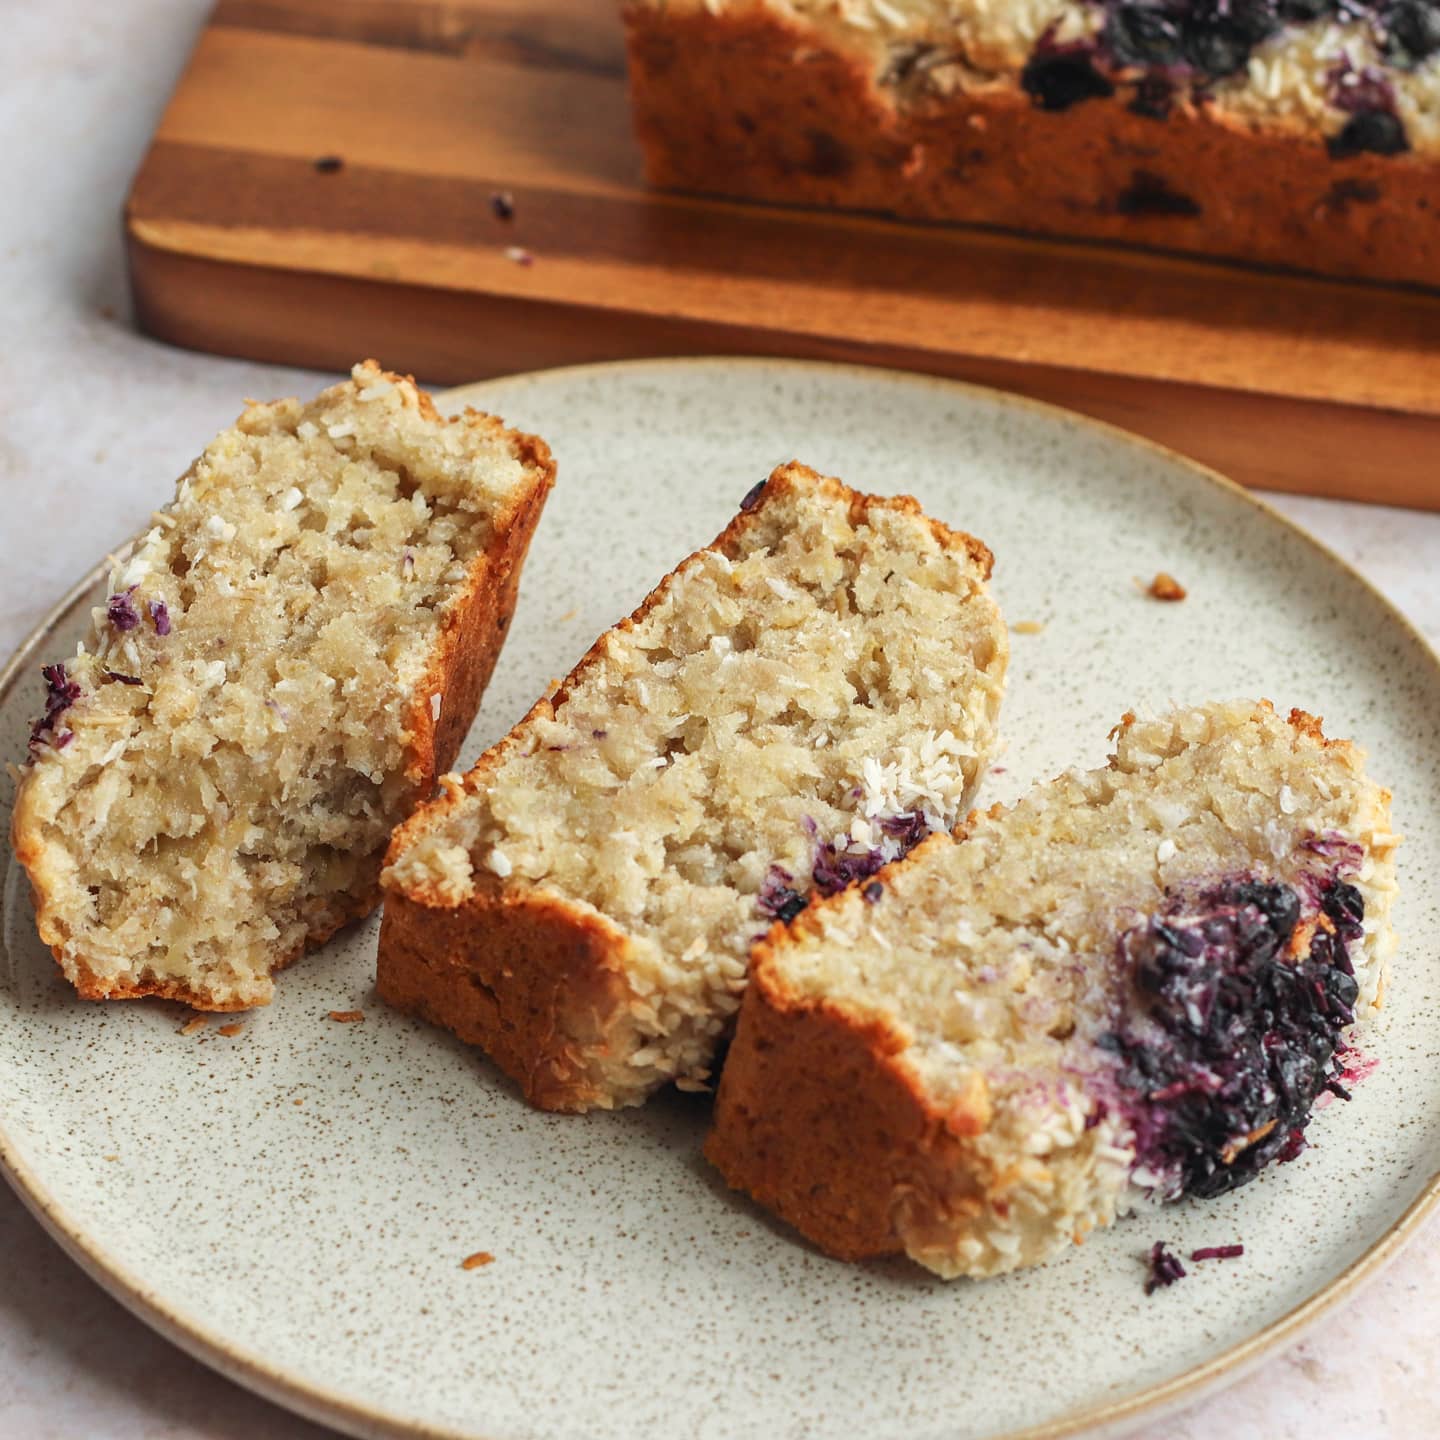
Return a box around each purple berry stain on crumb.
[1328,55,1398,116]
[29,663,81,756]
[810,810,933,899]
[739,479,767,512]
[491,191,516,221]
[1102,874,1364,1200]
[811,838,888,896]
[758,865,809,924]
[1144,1241,1186,1295]
[1191,1243,1245,1261]
[592,729,608,740]
[107,587,140,632]
[149,599,171,636]
[103,671,143,686]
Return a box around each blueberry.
[1182,16,1258,78]
[1329,111,1410,158]
[1226,881,1300,942]
[1386,0,1440,64]
[1321,880,1365,943]
[1021,51,1115,111]
[776,895,808,923]
[1109,872,1364,1200]
[1106,6,1184,67]
[1279,0,1335,17]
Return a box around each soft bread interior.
[753,700,1398,1276]
[15,363,543,1008]
[385,465,1008,1101]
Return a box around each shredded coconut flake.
[486,847,513,878]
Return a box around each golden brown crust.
[622,6,1440,288]
[704,946,978,1261]
[13,371,556,1012]
[378,885,640,1111]
[377,460,995,1105]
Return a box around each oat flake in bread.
[11,362,555,1011]
[707,701,1399,1278]
[378,462,1008,1111]
[623,0,1440,287]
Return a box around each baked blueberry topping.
[1191,1242,1244,1261]
[1385,0,1440,64]
[1027,0,1429,138]
[1022,47,1115,111]
[806,808,934,899]
[739,479,767,512]
[1144,1240,1187,1294]
[878,810,929,851]
[1104,874,1363,1201]
[1329,56,1399,116]
[1106,6,1185,67]
[863,879,885,904]
[149,599,171,636]
[1183,11,1272,77]
[107,586,141,632]
[811,837,888,896]
[29,663,81,756]
[758,865,809,923]
[1329,110,1410,156]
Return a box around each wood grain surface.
[126,0,1440,506]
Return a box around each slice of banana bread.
[378,462,1008,1111]
[706,701,1399,1278]
[11,362,555,1010]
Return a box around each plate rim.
[3,353,1439,1440]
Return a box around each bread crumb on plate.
[1148,572,1187,601]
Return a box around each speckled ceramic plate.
[3,359,1440,1440]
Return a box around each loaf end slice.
[379,462,1008,1110]
[11,362,555,1010]
[706,701,1399,1277]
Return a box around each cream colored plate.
[3,359,1439,1440]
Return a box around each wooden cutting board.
[127,0,1440,507]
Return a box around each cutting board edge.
[126,224,1440,512]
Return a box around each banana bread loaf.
[622,0,1440,287]
[706,700,1399,1278]
[378,462,1008,1111]
[11,362,555,1010]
